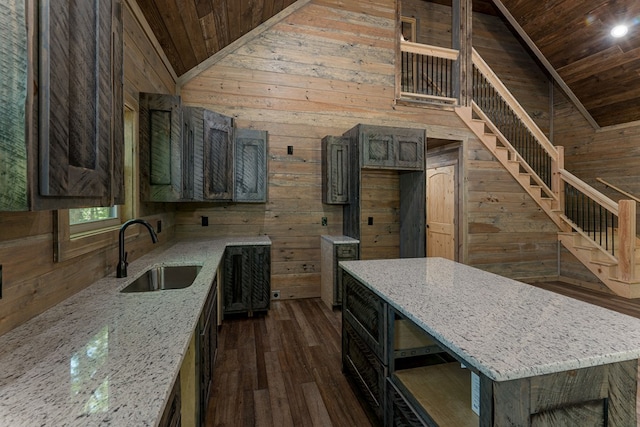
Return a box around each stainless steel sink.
[120,265,202,293]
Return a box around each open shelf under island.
[340,257,640,426]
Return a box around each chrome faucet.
[117,219,158,278]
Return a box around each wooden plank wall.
[177,0,560,299]
[0,0,177,337]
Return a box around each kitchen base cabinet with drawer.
[320,235,359,309]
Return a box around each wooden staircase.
[456,103,565,230]
[455,103,640,298]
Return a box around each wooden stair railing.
[453,48,640,297]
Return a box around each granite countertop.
[340,257,640,382]
[321,235,360,244]
[0,236,270,427]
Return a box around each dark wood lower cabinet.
[223,245,270,317]
[159,373,181,427]
[199,277,217,426]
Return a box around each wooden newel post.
[618,200,637,282]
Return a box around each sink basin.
[120,265,202,293]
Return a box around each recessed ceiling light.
[611,24,629,38]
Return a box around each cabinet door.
[0,0,28,211]
[158,374,181,427]
[199,278,217,426]
[203,110,234,200]
[223,246,251,314]
[322,136,350,204]
[181,107,195,200]
[250,246,271,312]
[139,93,183,202]
[395,132,424,170]
[361,130,395,168]
[38,0,123,207]
[234,129,268,202]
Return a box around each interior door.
[426,165,456,260]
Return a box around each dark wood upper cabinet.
[360,125,424,170]
[39,0,123,204]
[322,135,350,204]
[234,129,268,203]
[140,94,266,203]
[202,109,234,201]
[139,93,184,202]
[0,0,123,211]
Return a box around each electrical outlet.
[321,217,327,226]
[201,216,208,226]
[271,290,280,299]
[287,146,293,155]
[156,220,162,233]
[368,217,374,225]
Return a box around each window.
[69,206,120,234]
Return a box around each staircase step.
[590,258,617,267]
[469,119,486,134]
[482,133,497,149]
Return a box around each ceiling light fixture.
[611,24,629,38]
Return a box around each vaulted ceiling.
[499,0,640,127]
[136,0,640,128]
[135,0,298,77]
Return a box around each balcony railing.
[400,41,457,104]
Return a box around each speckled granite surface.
[0,236,270,427]
[340,257,640,382]
[321,235,359,245]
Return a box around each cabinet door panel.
[203,110,233,200]
[322,136,350,204]
[234,128,267,202]
[251,246,271,311]
[181,107,195,200]
[139,93,183,201]
[39,0,117,203]
[362,132,394,168]
[396,134,424,169]
[223,246,251,314]
[0,0,29,210]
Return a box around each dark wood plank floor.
[207,283,640,426]
[205,298,373,427]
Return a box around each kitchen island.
[340,257,640,426]
[0,236,270,426]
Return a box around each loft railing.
[400,41,457,104]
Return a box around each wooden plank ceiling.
[499,0,640,127]
[137,0,640,127]
[135,0,298,77]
